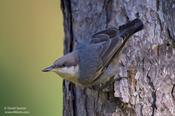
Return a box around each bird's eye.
[62,64,66,67]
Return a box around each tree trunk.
[61,0,175,116]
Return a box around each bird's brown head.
[42,51,79,72]
[42,51,80,84]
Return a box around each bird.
[42,18,143,87]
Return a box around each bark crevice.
[147,75,157,116]
[172,84,175,97]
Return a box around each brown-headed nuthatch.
[42,18,143,87]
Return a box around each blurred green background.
[0,0,63,116]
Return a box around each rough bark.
[61,0,175,116]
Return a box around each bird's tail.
[119,18,143,38]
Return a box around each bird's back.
[76,42,103,85]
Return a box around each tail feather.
[119,18,144,38]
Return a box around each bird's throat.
[54,65,79,83]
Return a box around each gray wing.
[93,18,144,69]
[86,34,124,84]
[91,28,118,43]
[92,27,124,67]
[93,35,123,70]
[79,19,143,84]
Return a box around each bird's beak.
[42,66,54,72]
